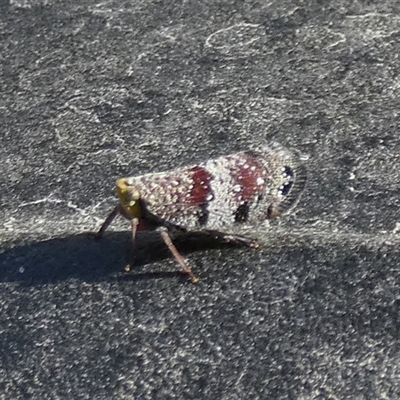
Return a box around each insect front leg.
[130,217,139,244]
[94,204,132,239]
[124,217,140,273]
[158,227,199,284]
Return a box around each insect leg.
[159,228,199,283]
[124,217,140,273]
[220,234,260,248]
[203,230,260,248]
[94,204,128,239]
[130,217,139,243]
[94,205,120,239]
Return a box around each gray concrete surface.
[1,0,400,398]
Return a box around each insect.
[94,143,306,282]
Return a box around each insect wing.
[124,144,306,234]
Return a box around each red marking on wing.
[229,154,266,200]
[188,166,213,205]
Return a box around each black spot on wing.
[270,162,307,217]
[197,204,209,226]
[234,202,250,223]
[279,180,293,196]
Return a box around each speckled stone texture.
[1,1,400,398]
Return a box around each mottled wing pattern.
[127,166,213,230]
[200,152,266,231]
[127,144,306,233]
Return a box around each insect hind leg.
[158,228,199,283]
[204,230,260,248]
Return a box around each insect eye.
[126,186,141,201]
[125,178,136,186]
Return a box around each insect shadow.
[0,231,239,286]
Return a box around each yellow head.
[116,178,143,218]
